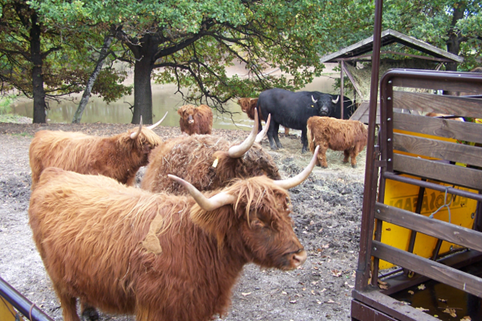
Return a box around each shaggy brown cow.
[237,97,258,120]
[307,116,368,168]
[29,114,166,189]
[28,154,318,321]
[141,112,279,195]
[178,104,213,135]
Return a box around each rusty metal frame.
[351,0,482,320]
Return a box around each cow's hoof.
[270,146,278,151]
[351,164,357,168]
[81,307,99,321]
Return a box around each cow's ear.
[190,206,229,247]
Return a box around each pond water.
[11,74,336,131]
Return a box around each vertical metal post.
[355,0,384,291]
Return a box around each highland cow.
[28,153,318,320]
[237,97,258,120]
[141,112,278,195]
[178,104,213,135]
[307,116,368,168]
[29,114,166,189]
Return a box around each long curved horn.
[274,145,320,190]
[255,113,271,143]
[168,174,236,211]
[332,95,340,104]
[228,107,259,158]
[147,111,168,130]
[311,95,318,103]
[130,115,143,139]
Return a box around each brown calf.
[28,158,317,321]
[307,116,368,168]
[178,104,213,135]
[29,115,165,189]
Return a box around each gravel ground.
[0,121,366,321]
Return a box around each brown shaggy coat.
[29,167,304,321]
[177,104,213,135]
[141,134,281,194]
[29,127,162,189]
[237,98,258,120]
[307,116,368,168]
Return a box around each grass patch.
[0,95,15,114]
[11,131,34,138]
[0,114,32,123]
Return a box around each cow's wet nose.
[291,249,307,267]
[320,106,329,115]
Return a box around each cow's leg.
[81,301,99,321]
[58,293,81,321]
[267,124,278,150]
[272,123,283,148]
[319,143,329,168]
[343,150,350,163]
[350,148,359,168]
[301,129,308,154]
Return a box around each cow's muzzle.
[284,248,307,270]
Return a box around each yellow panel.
[0,298,23,321]
[378,176,477,270]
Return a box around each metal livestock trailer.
[351,1,482,320]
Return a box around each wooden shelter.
[319,29,464,123]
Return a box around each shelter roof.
[319,29,463,63]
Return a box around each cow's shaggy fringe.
[141,134,281,194]
[237,98,258,120]
[190,175,292,250]
[29,126,162,189]
[29,167,302,321]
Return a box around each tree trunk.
[445,3,465,72]
[73,35,113,123]
[30,13,46,123]
[444,3,465,95]
[131,34,161,124]
[132,56,153,124]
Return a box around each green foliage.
[0,94,15,114]
[382,0,482,71]
[2,0,481,121]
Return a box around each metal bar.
[0,276,54,321]
[340,61,345,119]
[355,0,384,292]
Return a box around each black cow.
[256,88,338,153]
[330,95,356,119]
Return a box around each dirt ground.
[0,121,366,321]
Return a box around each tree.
[382,0,482,71]
[0,0,131,123]
[36,0,372,124]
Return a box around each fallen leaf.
[241,292,251,296]
[418,284,426,291]
[443,308,457,318]
[331,269,342,277]
[289,300,297,304]
[408,290,414,295]
[415,307,430,312]
[460,316,471,321]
